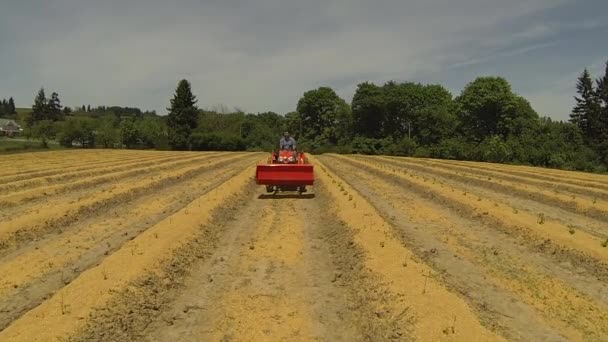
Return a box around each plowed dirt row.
[375,156,608,222]
[0,153,248,252]
[0,152,223,207]
[0,151,606,341]
[369,156,608,239]
[0,154,262,331]
[320,155,608,341]
[438,158,608,190]
[0,150,183,180]
[0,152,209,194]
[393,157,608,200]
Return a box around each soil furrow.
[366,156,608,222]
[0,153,254,253]
[371,156,608,239]
[0,151,175,181]
[0,152,208,194]
[322,155,608,341]
[312,156,503,341]
[0,162,258,341]
[0,152,225,207]
[439,159,608,189]
[335,155,608,274]
[0,155,261,331]
[397,157,608,200]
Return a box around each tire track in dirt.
[0,160,259,341]
[69,179,413,341]
[321,155,608,341]
[0,153,250,253]
[0,154,262,331]
[336,155,608,276]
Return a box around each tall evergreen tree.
[0,99,5,116]
[570,69,602,144]
[1,99,7,113]
[47,92,63,121]
[30,88,48,126]
[167,79,198,150]
[596,61,608,136]
[8,97,16,114]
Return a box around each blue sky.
[0,0,606,120]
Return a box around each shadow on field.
[258,193,316,200]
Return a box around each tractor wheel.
[266,185,274,193]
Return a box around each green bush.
[190,133,246,151]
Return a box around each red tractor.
[255,148,314,193]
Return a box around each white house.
[0,119,23,136]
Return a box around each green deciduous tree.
[296,87,352,146]
[57,117,96,148]
[456,77,538,141]
[136,117,166,149]
[352,82,385,138]
[120,118,139,149]
[167,79,198,150]
[96,117,119,148]
[31,120,56,148]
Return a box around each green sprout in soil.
[537,213,545,225]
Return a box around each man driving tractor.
[279,131,296,150]
[279,131,298,160]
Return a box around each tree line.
[4,59,608,172]
[0,97,16,117]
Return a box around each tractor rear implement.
[255,150,314,193]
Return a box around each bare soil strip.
[438,158,608,189]
[0,154,262,331]
[321,155,608,341]
[0,162,259,341]
[337,155,608,271]
[0,153,248,253]
[395,157,608,200]
[1,151,606,341]
[312,156,503,341]
[0,152,224,206]
[372,156,608,240]
[63,176,412,341]
[0,152,225,219]
[0,152,207,194]
[371,156,608,222]
[0,150,183,181]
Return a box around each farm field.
[0,150,607,341]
